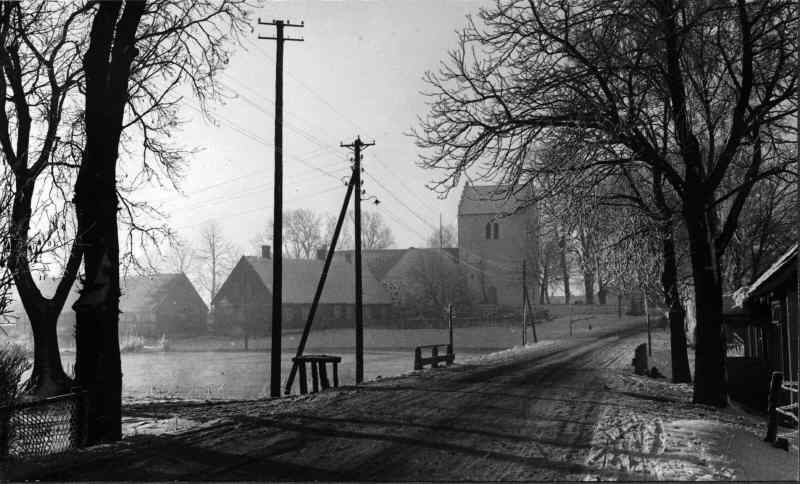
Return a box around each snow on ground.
[580,331,799,481]
[44,319,797,481]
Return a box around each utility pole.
[285,171,357,394]
[341,136,375,384]
[258,18,303,398]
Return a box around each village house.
[6,273,208,343]
[458,184,538,310]
[210,245,393,336]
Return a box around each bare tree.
[163,236,195,274]
[413,0,797,406]
[358,210,394,250]
[284,208,323,259]
[426,223,457,248]
[197,221,237,303]
[0,2,90,397]
[404,250,470,316]
[71,0,249,443]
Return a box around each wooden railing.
[290,355,341,395]
[765,371,798,446]
[413,344,454,371]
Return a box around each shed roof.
[458,184,533,216]
[746,244,798,299]
[239,256,392,305]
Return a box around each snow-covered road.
[8,322,798,481]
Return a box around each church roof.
[458,184,532,216]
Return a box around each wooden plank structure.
[414,344,454,370]
[291,355,341,395]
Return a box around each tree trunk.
[596,253,607,304]
[539,262,549,305]
[559,236,570,304]
[9,180,81,397]
[684,205,727,406]
[73,1,146,445]
[583,270,595,305]
[661,224,692,384]
[24,307,71,397]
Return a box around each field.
[45,313,651,401]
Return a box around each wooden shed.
[724,244,799,408]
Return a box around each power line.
[168,180,345,232]
[155,160,345,211]
[245,37,444,223]
[185,103,345,183]
[148,150,342,207]
[365,171,438,232]
[220,74,337,150]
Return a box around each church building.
[457,184,538,309]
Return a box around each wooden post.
[332,361,339,388]
[298,361,308,395]
[569,304,574,337]
[448,304,454,357]
[311,361,319,393]
[526,290,537,343]
[431,346,439,368]
[319,362,329,390]
[414,347,422,370]
[766,371,784,443]
[522,260,527,346]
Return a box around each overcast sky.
[149,0,485,257]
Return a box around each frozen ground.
[7,318,798,481]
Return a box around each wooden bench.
[291,355,342,395]
[414,344,454,370]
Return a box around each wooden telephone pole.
[341,136,375,384]
[258,18,303,398]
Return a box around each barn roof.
[5,273,206,319]
[119,273,205,314]
[239,256,392,305]
[458,184,533,216]
[334,248,459,281]
[746,243,798,299]
[334,249,408,281]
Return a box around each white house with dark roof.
[458,184,538,309]
[210,245,393,336]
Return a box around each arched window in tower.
[485,222,492,239]
[493,222,499,239]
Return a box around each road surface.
[10,322,767,481]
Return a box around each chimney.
[261,245,271,259]
[316,246,327,261]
